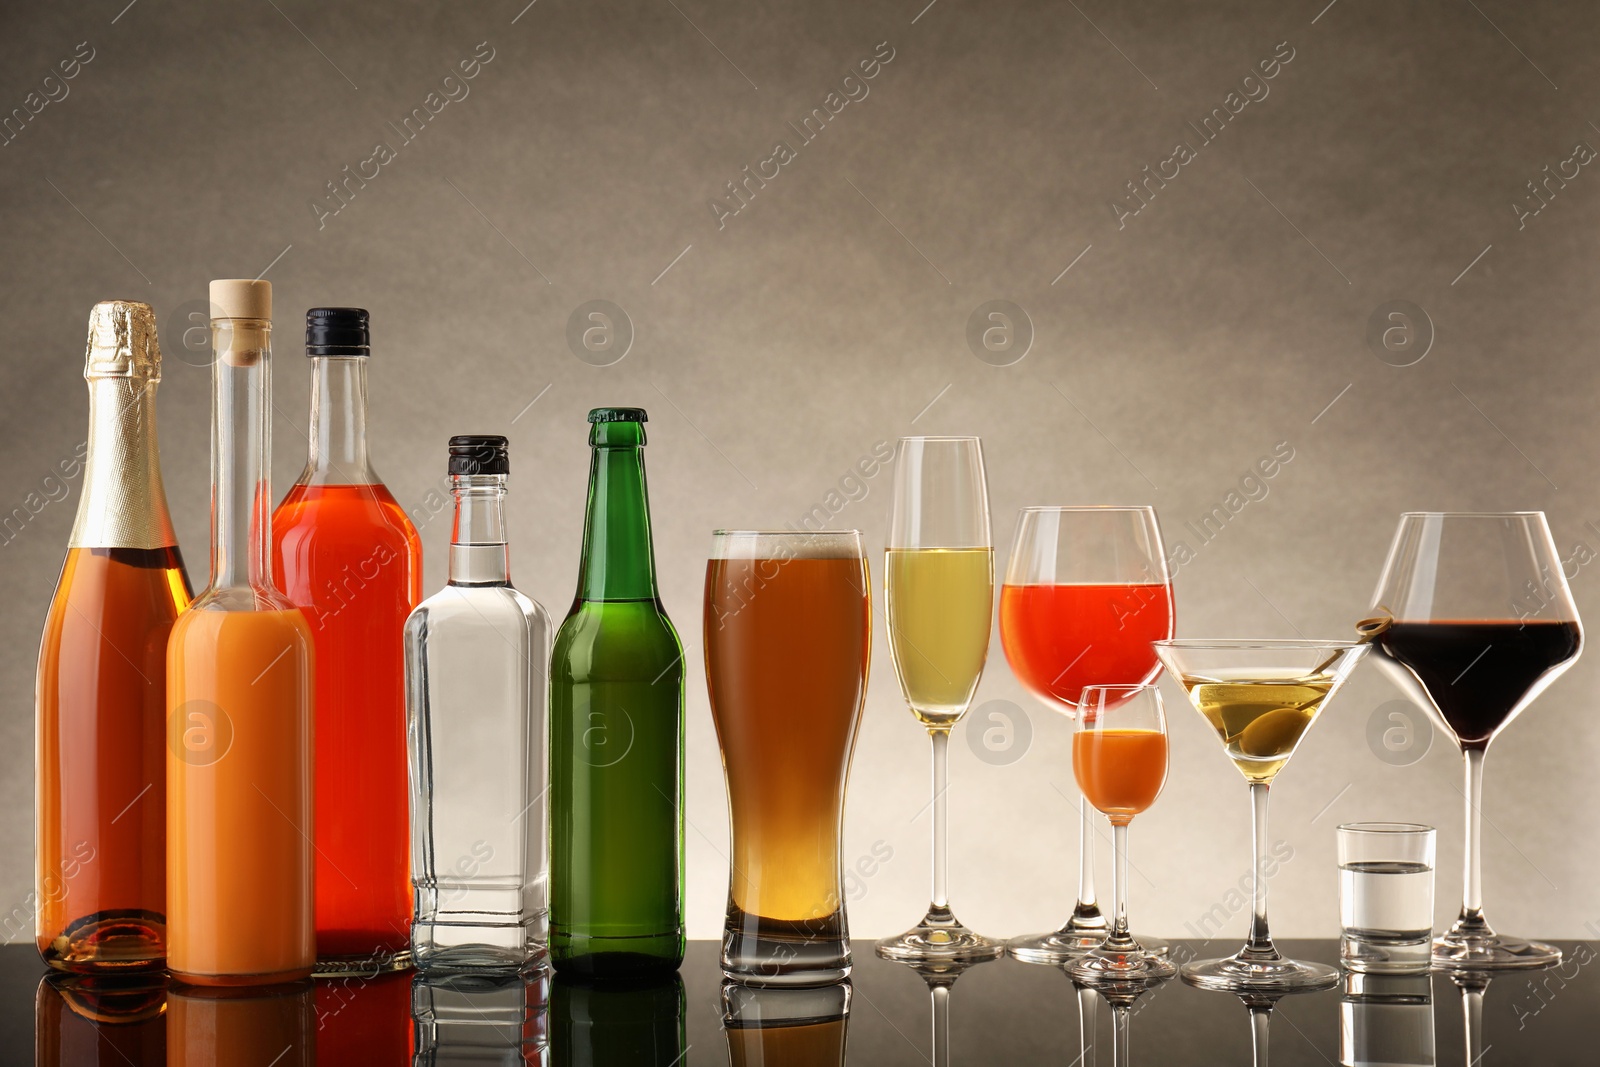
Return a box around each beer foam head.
[710,530,863,560]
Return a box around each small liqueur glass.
[1068,685,1176,985]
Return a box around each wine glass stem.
[1078,793,1099,916]
[1246,781,1276,957]
[1106,820,1134,949]
[1461,747,1485,924]
[930,727,950,913]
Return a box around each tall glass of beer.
[704,530,871,986]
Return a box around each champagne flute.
[876,437,1003,963]
[1368,512,1581,969]
[999,506,1174,964]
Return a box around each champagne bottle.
[550,408,684,977]
[36,300,191,973]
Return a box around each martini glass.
[1153,638,1368,993]
[1368,512,1581,970]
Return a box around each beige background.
[2,0,1598,945]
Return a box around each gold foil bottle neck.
[85,300,162,381]
[70,300,178,550]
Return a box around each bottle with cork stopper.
[165,279,315,985]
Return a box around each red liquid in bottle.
[999,582,1173,706]
[273,483,421,964]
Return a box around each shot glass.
[1338,823,1435,974]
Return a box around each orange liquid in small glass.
[1072,729,1168,822]
[273,482,420,961]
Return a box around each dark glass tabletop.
[12,939,1596,1064]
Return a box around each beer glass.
[704,530,871,986]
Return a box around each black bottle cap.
[448,434,509,476]
[306,307,370,356]
[587,407,648,424]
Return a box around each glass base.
[723,916,850,988]
[1180,950,1339,993]
[1432,927,1563,970]
[1069,940,1177,984]
[1009,924,1169,965]
[312,949,412,978]
[875,907,1004,964]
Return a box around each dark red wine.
[1373,620,1580,748]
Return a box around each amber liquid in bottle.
[166,281,315,986]
[36,301,191,974]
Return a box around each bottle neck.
[210,320,275,594]
[301,356,375,484]
[576,443,658,602]
[70,375,177,550]
[449,474,510,586]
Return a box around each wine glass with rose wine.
[998,506,1173,964]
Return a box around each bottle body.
[406,583,550,970]
[37,302,191,974]
[272,336,422,970]
[549,600,684,973]
[550,410,685,977]
[166,282,315,985]
[166,606,315,984]
[407,453,550,973]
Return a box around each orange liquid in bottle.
[1072,729,1168,821]
[273,482,420,963]
[166,607,315,985]
[37,545,190,972]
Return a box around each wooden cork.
[208,279,270,321]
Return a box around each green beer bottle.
[550,407,685,976]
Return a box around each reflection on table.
[1340,973,1433,1067]
[723,979,851,1066]
[549,972,684,1065]
[413,969,547,1065]
[167,980,315,1066]
[35,975,166,1067]
[18,941,1600,1065]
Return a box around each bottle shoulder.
[408,583,550,637]
[274,483,420,543]
[551,597,683,669]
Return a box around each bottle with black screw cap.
[404,435,552,972]
[271,307,423,974]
